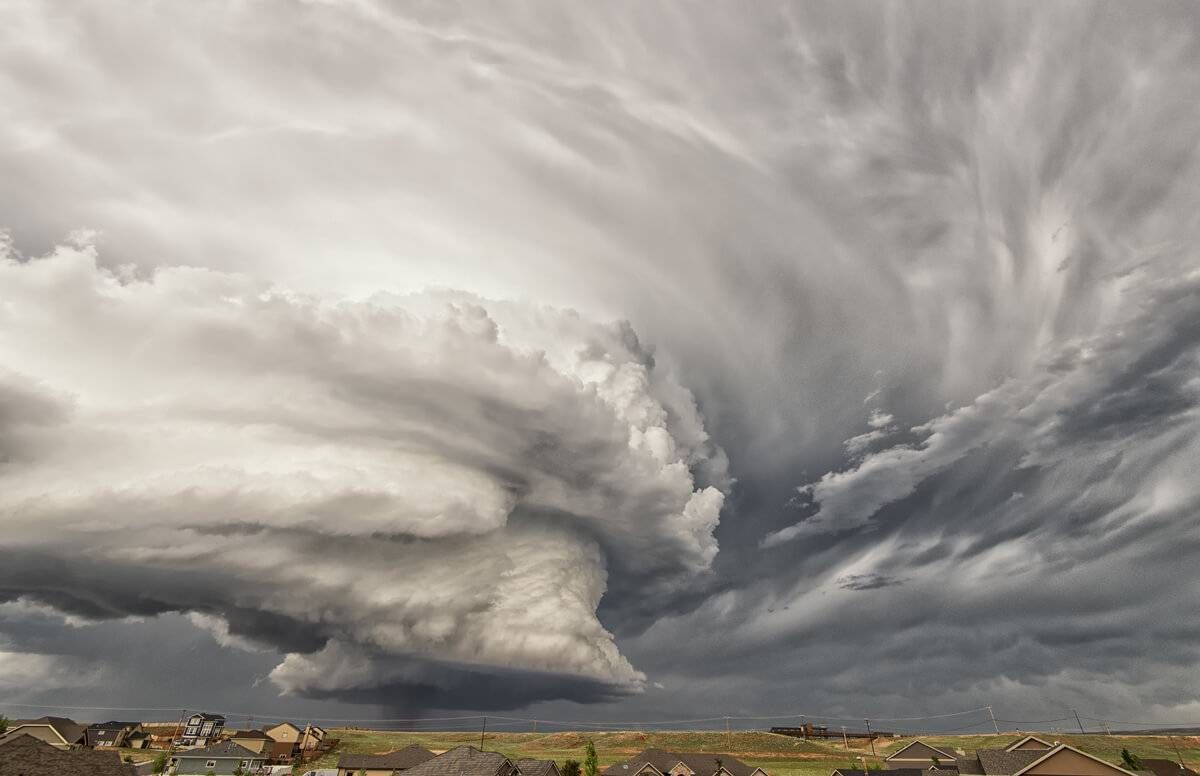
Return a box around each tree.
[932,757,941,769]
[0,716,7,736]
[1121,750,1142,771]
[152,751,171,775]
[562,760,581,776]
[206,770,216,776]
[234,765,244,776]
[584,741,599,776]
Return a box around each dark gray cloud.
[1,0,1200,725]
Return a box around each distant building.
[229,730,274,756]
[173,740,267,776]
[335,745,437,776]
[0,717,87,750]
[177,714,226,748]
[85,722,144,749]
[602,748,771,776]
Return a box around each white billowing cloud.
[0,239,727,703]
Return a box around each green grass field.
[117,729,1200,776]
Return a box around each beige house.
[1006,738,1054,753]
[959,742,1143,776]
[229,730,274,756]
[885,742,960,771]
[0,717,87,750]
[265,723,305,746]
[264,723,326,752]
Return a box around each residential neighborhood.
[0,715,1196,776]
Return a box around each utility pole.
[988,706,1000,735]
[866,720,877,758]
[480,715,487,752]
[1169,736,1184,768]
[1071,710,1086,735]
[842,727,849,750]
[725,716,731,748]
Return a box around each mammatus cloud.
[0,240,727,707]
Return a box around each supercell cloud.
[1,0,1200,722]
[0,242,725,707]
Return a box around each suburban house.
[1139,761,1198,776]
[172,740,267,776]
[1005,739,1054,753]
[957,742,1143,776]
[141,722,183,749]
[230,730,274,756]
[264,723,304,748]
[0,733,137,776]
[0,717,87,750]
[126,731,152,750]
[886,742,962,770]
[299,726,327,751]
[398,747,526,776]
[602,748,771,776]
[85,722,144,748]
[518,760,562,776]
[335,745,436,776]
[177,713,226,747]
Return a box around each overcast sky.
[2,0,1200,732]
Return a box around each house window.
[207,761,218,769]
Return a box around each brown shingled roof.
[400,746,516,776]
[602,749,763,776]
[518,760,561,776]
[337,745,437,772]
[0,733,137,776]
[1139,760,1199,776]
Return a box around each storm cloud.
[1,0,1200,724]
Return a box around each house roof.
[337,745,437,771]
[834,770,957,776]
[1139,760,1199,776]
[232,730,273,740]
[1004,738,1053,753]
[266,722,303,734]
[1010,745,1137,776]
[401,746,514,776]
[886,742,959,763]
[7,717,88,745]
[975,749,1048,775]
[518,760,560,776]
[87,722,140,731]
[602,749,762,776]
[189,713,226,722]
[0,733,137,776]
[177,741,262,760]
